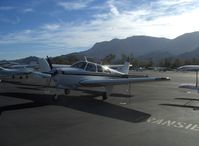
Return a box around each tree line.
[101,54,199,69]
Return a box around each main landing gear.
[53,94,59,101]
[102,93,108,100]
[52,89,70,101]
[64,89,70,95]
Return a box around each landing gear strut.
[102,93,108,100]
[53,94,59,101]
[64,89,70,95]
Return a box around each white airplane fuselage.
[54,67,127,89]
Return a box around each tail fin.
[118,58,130,74]
[38,58,51,72]
[121,59,130,74]
[46,56,53,70]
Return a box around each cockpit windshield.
[71,61,111,73]
[71,62,86,69]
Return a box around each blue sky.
[0,0,199,60]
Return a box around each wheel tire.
[102,93,108,100]
[53,94,59,101]
[64,89,70,95]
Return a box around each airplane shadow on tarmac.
[75,88,134,98]
[160,97,199,110]
[0,92,150,123]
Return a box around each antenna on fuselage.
[84,56,88,62]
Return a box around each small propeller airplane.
[0,57,170,101]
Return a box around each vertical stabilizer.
[120,62,130,74]
[119,58,130,74]
[38,58,51,72]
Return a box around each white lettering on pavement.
[147,117,199,132]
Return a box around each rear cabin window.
[97,65,103,72]
[86,63,97,72]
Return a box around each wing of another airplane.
[179,84,199,90]
[0,67,32,78]
[79,77,170,87]
[177,65,199,71]
[178,65,199,88]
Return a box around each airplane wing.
[179,84,198,90]
[31,72,51,78]
[177,65,199,71]
[52,64,71,69]
[0,71,31,78]
[107,64,132,68]
[79,77,170,87]
[0,68,51,80]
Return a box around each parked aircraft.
[178,65,199,90]
[0,65,51,86]
[0,67,31,78]
[46,56,132,72]
[37,57,170,100]
[0,61,19,68]
[0,58,170,101]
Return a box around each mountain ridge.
[79,31,199,60]
[2,31,199,65]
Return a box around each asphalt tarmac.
[1,70,199,146]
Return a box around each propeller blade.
[46,56,53,70]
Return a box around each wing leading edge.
[79,77,170,87]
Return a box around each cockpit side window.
[86,63,96,72]
[71,62,86,69]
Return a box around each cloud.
[1,0,199,59]
[42,24,61,31]
[0,16,20,24]
[0,5,34,14]
[58,0,93,10]
[22,8,33,13]
[0,6,15,11]
[156,0,195,6]
[108,3,120,16]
